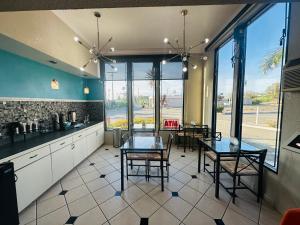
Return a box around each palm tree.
[260,47,283,75]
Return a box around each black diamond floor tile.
[100,174,106,178]
[65,216,78,224]
[105,148,109,151]
[172,192,179,197]
[90,163,95,166]
[191,175,198,179]
[115,155,119,157]
[214,219,225,225]
[115,191,122,196]
[140,218,149,225]
[59,190,68,195]
[181,155,186,157]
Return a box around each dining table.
[198,137,260,198]
[120,136,165,191]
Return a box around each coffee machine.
[68,111,77,125]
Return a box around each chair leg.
[126,160,129,180]
[232,175,236,204]
[130,160,133,170]
[238,175,241,186]
[167,163,169,182]
[203,152,206,172]
[213,161,216,183]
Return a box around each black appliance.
[0,162,19,225]
[59,113,66,130]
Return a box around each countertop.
[0,121,102,160]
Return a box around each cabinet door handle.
[72,144,75,149]
[29,154,38,159]
[78,135,82,137]
[60,142,65,146]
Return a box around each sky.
[217,3,286,97]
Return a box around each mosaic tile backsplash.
[0,100,103,145]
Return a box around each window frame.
[212,3,290,173]
[101,55,184,132]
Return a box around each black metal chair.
[220,148,267,203]
[122,133,149,180]
[202,132,235,182]
[146,133,173,181]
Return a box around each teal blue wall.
[86,79,104,100]
[0,49,103,100]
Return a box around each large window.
[160,62,184,129]
[212,3,288,171]
[104,63,128,129]
[215,39,234,137]
[132,62,155,129]
[103,57,184,131]
[242,4,287,168]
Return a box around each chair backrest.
[234,149,267,175]
[280,208,300,225]
[204,131,222,141]
[121,133,129,145]
[166,133,174,160]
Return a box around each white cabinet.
[15,155,52,212]
[7,122,104,212]
[86,132,97,155]
[51,145,73,183]
[72,137,87,166]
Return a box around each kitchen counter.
[0,121,102,160]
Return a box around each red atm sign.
[163,119,179,129]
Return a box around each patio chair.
[220,148,267,203]
[146,133,173,182]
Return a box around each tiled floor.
[19,145,282,225]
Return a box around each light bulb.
[204,38,209,44]
[193,65,198,70]
[114,67,118,72]
[89,48,94,54]
[182,67,188,72]
[93,58,98,63]
[84,87,90,95]
[163,38,169,44]
[74,36,79,42]
[112,60,117,64]
[183,56,187,62]
[80,67,85,71]
[110,47,115,52]
[203,56,208,61]
[162,60,167,65]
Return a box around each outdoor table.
[120,136,165,191]
[198,137,260,198]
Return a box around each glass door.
[215,39,234,137]
[132,62,155,130]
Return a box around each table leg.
[198,141,201,173]
[160,150,164,191]
[215,154,220,198]
[121,150,124,191]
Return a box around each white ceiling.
[53,5,243,55]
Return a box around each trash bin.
[113,128,122,148]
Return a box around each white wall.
[202,50,215,127]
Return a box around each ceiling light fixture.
[163,9,210,74]
[74,11,117,72]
